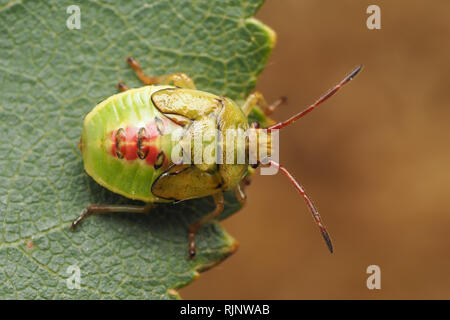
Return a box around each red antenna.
[269,65,362,130]
[267,160,333,253]
[263,65,362,252]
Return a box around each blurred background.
[181,0,450,299]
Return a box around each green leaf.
[0,0,275,299]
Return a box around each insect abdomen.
[81,85,180,202]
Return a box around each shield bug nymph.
[71,56,362,258]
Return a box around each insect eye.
[251,161,260,169]
[251,121,260,129]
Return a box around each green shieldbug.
[71,57,361,258]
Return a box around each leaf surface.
[0,0,274,299]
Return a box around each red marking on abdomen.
[110,127,139,160]
[110,119,168,164]
[145,145,159,165]
[123,126,139,160]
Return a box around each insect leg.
[126,57,196,89]
[241,92,287,116]
[70,203,155,231]
[264,96,287,115]
[117,82,129,92]
[188,192,224,259]
[126,56,160,85]
[159,73,196,89]
[234,183,246,204]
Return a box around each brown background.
[180,0,450,299]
